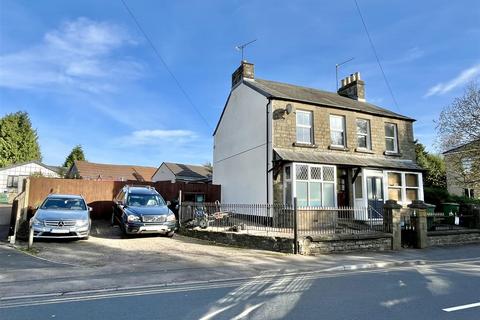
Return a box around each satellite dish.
[285,104,293,115]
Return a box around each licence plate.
[50,228,69,234]
[143,226,167,231]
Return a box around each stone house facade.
[213,61,423,217]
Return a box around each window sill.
[293,142,317,148]
[329,145,349,151]
[355,148,374,154]
[384,151,402,157]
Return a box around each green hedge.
[424,187,480,209]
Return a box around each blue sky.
[1,0,479,167]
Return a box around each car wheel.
[166,231,175,238]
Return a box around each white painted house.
[0,161,61,201]
[213,61,424,211]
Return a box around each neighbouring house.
[443,139,480,199]
[152,162,212,183]
[213,61,424,215]
[0,161,62,202]
[66,160,157,182]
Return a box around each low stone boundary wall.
[179,228,294,253]
[179,228,393,255]
[427,229,480,247]
[299,233,392,255]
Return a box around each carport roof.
[274,148,423,171]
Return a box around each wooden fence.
[26,177,221,219]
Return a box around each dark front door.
[337,169,349,207]
[367,176,383,218]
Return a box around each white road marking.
[231,303,264,320]
[198,304,236,320]
[443,302,480,312]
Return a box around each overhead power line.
[214,142,267,164]
[354,0,399,111]
[120,0,212,129]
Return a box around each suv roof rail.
[124,184,155,190]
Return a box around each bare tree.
[437,81,480,190]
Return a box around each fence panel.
[180,202,390,238]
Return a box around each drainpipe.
[266,98,271,205]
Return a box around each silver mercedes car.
[30,194,91,239]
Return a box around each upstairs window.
[330,115,346,147]
[296,110,313,144]
[356,119,371,150]
[385,123,398,153]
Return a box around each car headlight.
[32,218,43,226]
[166,213,176,222]
[76,219,89,227]
[127,215,140,223]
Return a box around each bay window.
[386,171,421,204]
[285,163,336,207]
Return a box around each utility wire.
[214,143,267,164]
[354,0,399,111]
[120,0,212,129]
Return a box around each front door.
[366,176,384,218]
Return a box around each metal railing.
[427,211,477,231]
[179,202,389,238]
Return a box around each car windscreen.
[41,198,87,210]
[127,194,166,207]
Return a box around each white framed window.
[284,165,292,205]
[296,110,313,144]
[356,119,371,150]
[287,163,336,207]
[386,171,421,204]
[385,123,398,153]
[330,115,346,147]
[7,175,19,188]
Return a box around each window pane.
[310,167,322,180]
[330,116,344,130]
[357,136,367,148]
[309,182,321,207]
[296,164,308,180]
[323,166,335,181]
[322,183,335,207]
[285,166,291,180]
[285,182,292,205]
[356,119,368,134]
[296,181,308,207]
[354,177,363,198]
[385,123,395,137]
[388,173,401,187]
[388,188,401,201]
[406,174,418,187]
[296,111,311,126]
[386,138,395,151]
[406,189,418,202]
[296,127,311,144]
[331,132,344,146]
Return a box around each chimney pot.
[337,71,366,102]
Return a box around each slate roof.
[274,148,423,171]
[0,160,63,174]
[70,160,157,181]
[163,162,212,181]
[443,138,480,155]
[245,79,414,121]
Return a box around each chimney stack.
[337,72,365,102]
[232,60,254,88]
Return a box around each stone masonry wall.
[272,100,416,161]
[299,234,392,255]
[427,230,480,247]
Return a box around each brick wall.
[271,100,416,161]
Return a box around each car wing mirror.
[166,201,171,206]
[88,206,93,212]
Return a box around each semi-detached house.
[213,61,424,216]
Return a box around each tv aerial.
[235,39,257,61]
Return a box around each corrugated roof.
[71,160,157,181]
[274,148,423,171]
[163,162,211,181]
[244,79,415,121]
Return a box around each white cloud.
[122,129,197,145]
[425,64,480,97]
[0,17,142,93]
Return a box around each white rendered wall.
[213,82,270,204]
[152,163,176,182]
[0,163,60,193]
